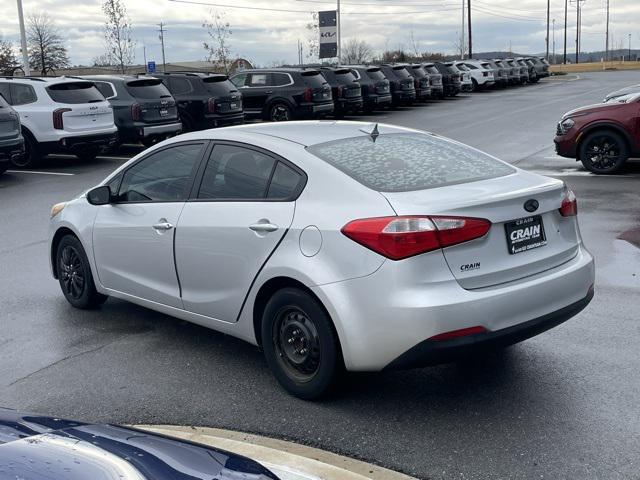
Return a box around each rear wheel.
[580,130,628,174]
[141,137,160,148]
[11,131,39,168]
[261,288,342,399]
[56,235,108,309]
[269,102,292,122]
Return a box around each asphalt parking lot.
[1,70,639,480]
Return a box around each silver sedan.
[49,121,595,399]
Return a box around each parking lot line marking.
[6,170,75,176]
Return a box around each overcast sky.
[1,0,639,66]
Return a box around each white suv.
[0,77,117,168]
[458,60,496,90]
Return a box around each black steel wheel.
[261,287,342,399]
[56,235,108,309]
[269,103,292,122]
[580,130,628,174]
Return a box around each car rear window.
[392,67,411,78]
[307,133,514,192]
[47,82,104,104]
[202,76,236,95]
[411,67,426,77]
[334,69,357,83]
[125,79,172,99]
[366,69,385,81]
[424,65,439,74]
[301,71,326,87]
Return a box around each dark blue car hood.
[0,408,279,480]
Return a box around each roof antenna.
[360,123,379,142]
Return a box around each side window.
[272,73,291,86]
[198,145,276,200]
[116,143,203,202]
[248,73,270,87]
[94,82,116,98]
[10,84,37,105]
[0,84,11,103]
[267,162,303,200]
[231,73,247,88]
[168,77,192,95]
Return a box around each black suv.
[344,65,391,112]
[230,68,333,121]
[82,75,182,147]
[421,63,444,98]
[0,94,24,174]
[405,64,432,101]
[152,72,244,132]
[434,62,461,96]
[318,66,363,116]
[379,65,416,106]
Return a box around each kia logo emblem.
[524,199,539,212]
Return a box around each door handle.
[249,221,279,233]
[152,220,174,232]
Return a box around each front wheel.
[579,130,628,174]
[56,235,108,309]
[261,288,342,399]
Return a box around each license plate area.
[504,215,546,254]
[159,109,168,117]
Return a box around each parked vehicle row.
[0,56,549,171]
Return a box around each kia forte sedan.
[49,121,595,399]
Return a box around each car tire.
[579,130,628,174]
[0,163,7,175]
[261,287,342,399]
[268,102,293,122]
[56,234,108,309]
[471,79,478,91]
[11,131,40,168]
[179,112,195,133]
[141,137,160,148]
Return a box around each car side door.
[242,73,273,114]
[174,142,304,322]
[92,142,206,307]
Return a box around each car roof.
[0,76,93,86]
[178,120,423,147]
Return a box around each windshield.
[307,133,514,192]
[604,92,640,103]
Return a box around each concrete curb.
[134,425,416,480]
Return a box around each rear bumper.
[364,94,392,108]
[385,287,594,370]
[392,90,416,104]
[461,83,474,92]
[312,244,595,371]
[142,122,182,137]
[0,136,25,160]
[43,133,118,153]
[335,98,363,113]
[299,102,334,117]
[203,111,245,128]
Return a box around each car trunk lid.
[202,75,243,114]
[47,82,114,132]
[381,174,579,289]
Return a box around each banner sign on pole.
[319,10,337,59]
[147,61,156,73]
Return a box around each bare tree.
[27,13,70,75]
[92,53,113,67]
[341,38,373,64]
[0,38,20,75]
[453,31,467,60]
[203,10,233,74]
[102,0,135,73]
[409,30,421,58]
[305,12,319,61]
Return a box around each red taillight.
[428,326,487,341]
[206,97,216,114]
[337,86,344,98]
[52,108,71,130]
[341,215,491,260]
[559,189,577,217]
[414,78,420,89]
[130,103,141,121]
[303,88,313,102]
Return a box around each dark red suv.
[554,92,640,173]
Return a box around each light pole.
[546,0,550,59]
[336,0,341,62]
[16,0,30,75]
[629,33,632,61]
[552,19,556,64]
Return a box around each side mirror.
[87,185,112,206]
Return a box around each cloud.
[0,0,636,65]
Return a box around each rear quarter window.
[47,82,104,104]
[306,133,514,192]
